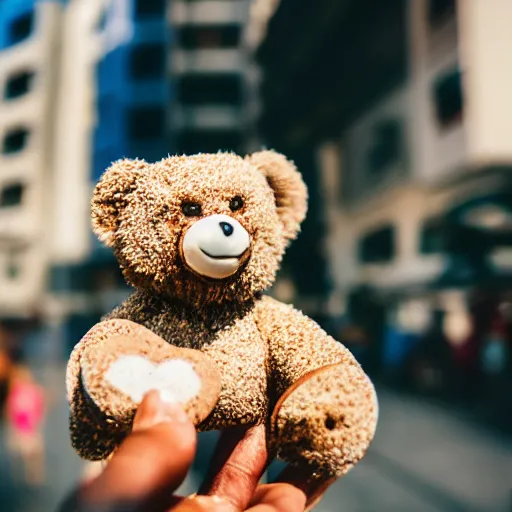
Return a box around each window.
[463,204,512,230]
[358,225,396,263]
[178,25,241,50]
[177,129,242,154]
[4,70,34,100]
[178,74,243,105]
[134,0,166,18]
[96,9,107,32]
[433,68,463,128]
[428,0,456,28]
[127,107,166,140]
[420,217,445,254]
[5,249,21,280]
[9,11,34,46]
[129,44,166,79]
[367,119,402,174]
[97,94,117,128]
[0,183,24,208]
[2,128,29,154]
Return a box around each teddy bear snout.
[181,214,251,279]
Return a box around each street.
[1,365,511,512]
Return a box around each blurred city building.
[170,0,254,154]
[0,0,255,355]
[253,0,512,399]
[0,0,62,319]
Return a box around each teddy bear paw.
[80,320,221,427]
[271,363,378,478]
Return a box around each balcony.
[342,86,410,205]
[0,242,46,314]
[0,206,35,244]
[359,256,445,290]
[413,0,512,175]
[0,92,43,130]
[0,155,36,187]
[172,49,244,73]
[174,105,241,129]
[171,1,248,25]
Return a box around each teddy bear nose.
[219,221,234,237]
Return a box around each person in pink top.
[5,364,46,486]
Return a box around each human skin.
[60,391,336,512]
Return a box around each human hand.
[60,391,334,511]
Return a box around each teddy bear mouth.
[200,248,248,260]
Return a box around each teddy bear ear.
[91,158,148,247]
[246,150,308,241]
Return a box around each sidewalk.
[1,364,511,512]
[314,388,512,512]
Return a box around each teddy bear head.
[91,151,308,304]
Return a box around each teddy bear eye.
[181,201,202,217]
[229,196,244,212]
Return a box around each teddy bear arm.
[66,318,142,461]
[69,377,128,461]
[66,310,221,461]
[255,296,359,393]
[255,297,378,478]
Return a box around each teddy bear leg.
[72,320,221,460]
[270,363,378,479]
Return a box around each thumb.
[78,390,197,510]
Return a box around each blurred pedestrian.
[339,324,370,369]
[5,363,47,486]
[481,309,510,423]
[407,310,453,395]
[0,334,12,417]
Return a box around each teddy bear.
[66,150,378,480]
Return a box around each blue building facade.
[52,0,175,350]
[93,0,173,182]
[0,0,38,50]
[90,0,174,261]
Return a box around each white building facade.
[319,0,512,318]
[0,0,257,325]
[0,0,62,317]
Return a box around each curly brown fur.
[91,152,306,305]
[67,150,378,480]
[102,291,257,348]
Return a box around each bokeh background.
[0,0,512,510]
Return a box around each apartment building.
[322,0,512,300]
[170,0,252,154]
[46,0,175,345]
[0,0,62,318]
[254,0,512,314]
[0,0,257,356]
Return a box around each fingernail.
[192,495,235,511]
[133,390,190,431]
[161,399,190,424]
[210,495,232,506]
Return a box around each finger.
[170,495,235,511]
[198,425,249,492]
[199,423,269,510]
[273,465,336,511]
[77,390,197,511]
[247,483,307,512]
